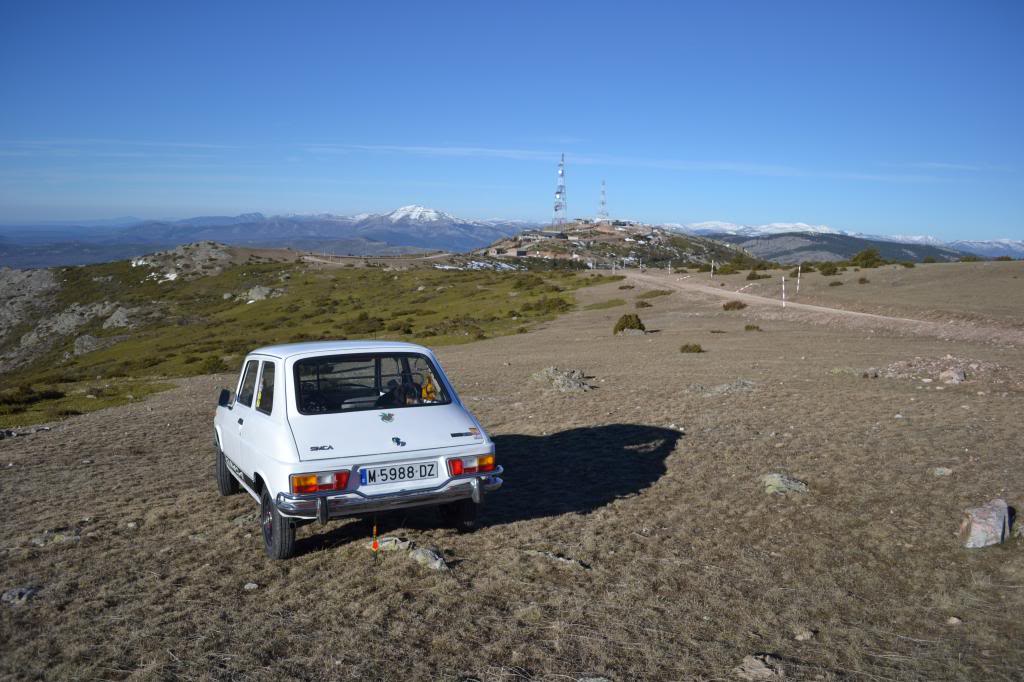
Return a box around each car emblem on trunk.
[380,412,394,423]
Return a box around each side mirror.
[217,388,233,408]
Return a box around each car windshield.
[293,352,451,415]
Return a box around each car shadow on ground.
[295,423,681,554]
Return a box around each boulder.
[959,498,1010,548]
[532,367,593,393]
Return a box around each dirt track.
[2,268,1023,680]
[633,269,1024,347]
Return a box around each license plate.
[359,462,437,486]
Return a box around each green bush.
[744,324,762,332]
[850,248,884,268]
[199,356,230,373]
[817,262,839,276]
[722,300,747,311]
[679,343,704,353]
[829,281,844,287]
[618,284,635,290]
[613,314,645,334]
[923,256,937,263]
[959,255,980,262]
[900,261,915,268]
[746,270,771,280]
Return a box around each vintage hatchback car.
[213,341,502,559]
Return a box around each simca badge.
[379,412,395,423]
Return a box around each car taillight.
[447,455,495,476]
[290,470,350,494]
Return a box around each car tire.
[260,489,296,560]
[215,447,240,496]
[439,499,479,532]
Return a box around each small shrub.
[613,314,645,334]
[900,261,915,268]
[679,343,704,353]
[199,356,230,373]
[746,270,771,280]
[618,284,635,290]
[923,256,937,263]
[744,324,762,332]
[829,281,844,287]
[818,262,838,276]
[635,300,652,309]
[722,300,747,311]
[858,277,870,284]
[709,329,727,334]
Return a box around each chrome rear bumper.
[274,467,503,521]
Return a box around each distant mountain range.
[1,207,1019,269]
[0,206,539,268]
[661,221,1024,261]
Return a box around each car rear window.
[294,353,450,415]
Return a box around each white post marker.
[796,264,801,294]
[711,260,715,279]
[782,276,787,308]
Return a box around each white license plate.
[359,462,437,486]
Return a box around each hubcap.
[261,503,273,546]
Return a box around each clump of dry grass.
[723,300,747,311]
[829,281,844,287]
[635,300,652,309]
[744,324,762,332]
[679,343,704,353]
[858,277,870,284]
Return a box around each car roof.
[248,340,432,360]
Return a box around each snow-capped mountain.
[947,239,1024,259]
[680,221,843,237]
[663,220,1021,259]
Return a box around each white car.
[213,341,502,559]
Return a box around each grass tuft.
[722,300,747,311]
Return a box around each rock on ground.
[733,654,785,680]
[2,586,39,607]
[408,547,448,571]
[760,473,808,495]
[532,367,594,393]
[959,498,1010,548]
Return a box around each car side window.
[255,361,275,415]
[237,360,259,407]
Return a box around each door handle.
[237,418,244,425]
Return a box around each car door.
[230,358,260,477]
[240,359,281,486]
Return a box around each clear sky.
[1,1,1021,240]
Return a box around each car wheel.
[215,447,240,496]
[439,499,479,532]
[260,489,296,560]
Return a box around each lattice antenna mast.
[552,153,567,226]
[598,179,608,221]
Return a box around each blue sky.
[1,1,1021,240]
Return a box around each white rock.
[734,654,785,680]
[930,467,953,477]
[940,368,965,384]
[946,616,963,626]
[959,499,1010,549]
[243,582,259,591]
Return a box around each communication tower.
[598,179,608,222]
[552,153,567,227]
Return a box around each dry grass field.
[2,262,1023,680]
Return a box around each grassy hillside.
[0,258,619,427]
